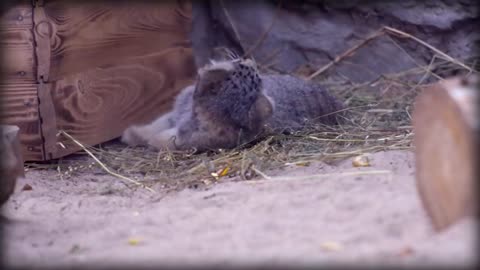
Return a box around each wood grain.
[413,75,478,232]
[0,83,44,161]
[35,0,197,159]
[0,1,33,29]
[0,28,37,84]
[42,0,193,81]
[51,47,196,158]
[0,2,43,161]
[33,4,52,81]
[0,1,35,83]
[1,1,197,160]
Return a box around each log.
[0,125,24,206]
[413,74,478,231]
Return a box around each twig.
[219,0,243,53]
[307,29,385,80]
[383,26,473,72]
[251,165,272,180]
[387,35,443,81]
[307,26,474,81]
[58,130,156,193]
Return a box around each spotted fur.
[121,58,344,152]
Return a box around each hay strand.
[57,131,156,193]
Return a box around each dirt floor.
[1,150,476,268]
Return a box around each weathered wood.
[35,0,197,159]
[0,125,24,206]
[32,4,51,81]
[0,28,36,85]
[0,3,43,161]
[1,1,197,161]
[37,81,58,159]
[41,0,193,81]
[0,83,44,161]
[51,48,196,158]
[0,1,35,83]
[413,74,478,232]
[32,3,59,160]
[0,1,33,29]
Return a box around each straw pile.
[25,27,478,192]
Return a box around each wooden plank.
[0,3,43,161]
[33,4,52,81]
[37,81,58,159]
[0,1,196,160]
[0,28,37,84]
[33,4,59,160]
[0,83,44,161]
[0,1,33,29]
[51,47,196,158]
[42,0,193,81]
[413,75,478,232]
[0,1,35,83]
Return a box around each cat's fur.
[121,58,343,152]
[121,58,273,151]
[261,74,342,133]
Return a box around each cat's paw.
[121,126,146,146]
[147,128,179,151]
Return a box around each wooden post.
[33,1,59,160]
[0,125,24,205]
[413,74,478,231]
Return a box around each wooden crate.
[0,0,197,161]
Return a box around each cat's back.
[261,74,343,131]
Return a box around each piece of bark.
[0,125,24,205]
[413,74,478,232]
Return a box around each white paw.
[121,126,145,146]
[147,128,179,150]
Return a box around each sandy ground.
[1,150,476,268]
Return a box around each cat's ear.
[247,93,274,129]
[195,61,233,97]
[255,93,274,120]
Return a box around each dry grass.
[24,27,479,192]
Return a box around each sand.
[1,150,476,268]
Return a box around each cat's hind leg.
[147,127,180,151]
[121,112,174,147]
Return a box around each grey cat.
[121,58,343,152]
